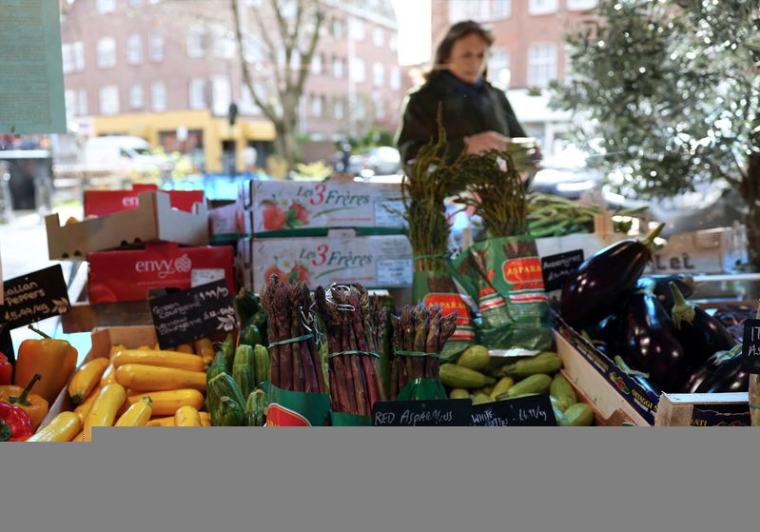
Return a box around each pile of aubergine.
[560,223,746,395]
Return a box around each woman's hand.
[463,131,509,154]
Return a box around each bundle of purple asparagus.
[260,275,325,393]
[315,285,388,417]
[389,303,457,400]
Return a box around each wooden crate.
[655,393,749,426]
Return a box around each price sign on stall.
[741,319,760,374]
[1,265,71,329]
[372,399,472,426]
[541,250,584,293]
[471,394,558,427]
[150,279,237,349]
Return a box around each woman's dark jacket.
[396,70,527,165]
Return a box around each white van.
[83,136,169,174]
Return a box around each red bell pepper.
[0,352,12,386]
[0,400,34,442]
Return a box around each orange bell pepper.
[0,373,49,429]
[14,327,78,404]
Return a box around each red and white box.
[88,242,233,304]
[84,184,205,218]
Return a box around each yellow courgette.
[147,416,175,427]
[27,412,82,442]
[68,358,110,405]
[127,389,205,416]
[111,350,206,372]
[83,383,127,441]
[115,397,153,427]
[74,384,102,425]
[100,364,117,387]
[175,405,202,427]
[115,364,206,392]
[176,343,195,354]
[109,344,128,358]
[199,412,211,427]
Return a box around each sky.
[389,0,432,66]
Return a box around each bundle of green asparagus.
[260,275,325,394]
[389,303,457,400]
[315,285,388,417]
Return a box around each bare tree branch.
[296,2,325,95]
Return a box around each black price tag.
[471,394,558,426]
[1,265,71,329]
[150,279,237,349]
[741,319,760,374]
[541,250,584,292]
[372,399,472,426]
[0,322,13,364]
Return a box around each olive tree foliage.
[551,0,760,265]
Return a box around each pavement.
[1,206,92,362]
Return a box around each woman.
[396,21,528,166]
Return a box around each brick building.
[431,0,599,155]
[59,0,405,172]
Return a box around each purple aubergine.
[620,292,687,392]
[560,223,665,329]
[637,275,695,310]
[695,346,748,393]
[680,345,742,393]
[669,283,738,370]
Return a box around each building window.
[373,92,386,120]
[331,18,345,39]
[311,94,323,117]
[65,90,76,117]
[567,0,598,9]
[389,34,397,52]
[62,44,74,74]
[528,0,559,16]
[130,84,144,109]
[334,98,345,120]
[189,78,206,109]
[96,38,117,69]
[372,27,385,47]
[489,48,511,87]
[213,30,234,59]
[73,42,85,71]
[96,0,116,14]
[212,77,231,116]
[333,56,345,79]
[448,0,490,22]
[351,57,366,83]
[240,83,262,115]
[130,0,145,5]
[492,0,511,18]
[355,98,367,120]
[373,62,385,88]
[152,81,167,111]
[150,31,165,62]
[127,34,143,65]
[310,53,323,75]
[390,67,401,90]
[527,44,557,87]
[187,26,206,58]
[99,85,120,115]
[350,18,366,41]
[77,90,88,115]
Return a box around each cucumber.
[502,352,562,378]
[457,345,490,371]
[550,374,577,411]
[218,396,244,426]
[208,373,247,426]
[472,393,493,405]
[550,396,567,423]
[489,376,515,400]
[245,389,266,427]
[560,403,595,426]
[449,388,470,400]
[253,345,270,389]
[233,345,255,399]
[439,364,496,389]
[505,374,552,397]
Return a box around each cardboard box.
[46,191,209,260]
[554,316,750,426]
[88,242,234,304]
[41,326,158,429]
[209,201,247,240]
[238,230,413,290]
[241,179,404,234]
[651,225,747,274]
[84,184,205,217]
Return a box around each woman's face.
[447,33,489,84]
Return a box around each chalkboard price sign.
[471,394,558,427]
[150,279,237,349]
[741,319,760,374]
[541,250,585,293]
[372,399,472,427]
[1,265,71,329]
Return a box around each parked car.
[348,146,402,177]
[83,136,171,175]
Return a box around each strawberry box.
[84,184,205,217]
[237,230,413,290]
[241,179,404,235]
[88,242,233,304]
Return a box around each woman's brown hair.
[425,20,495,80]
